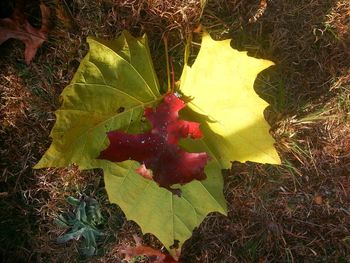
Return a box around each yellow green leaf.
[34,32,161,169]
[179,32,281,167]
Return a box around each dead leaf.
[121,235,180,263]
[54,0,76,30]
[0,2,50,64]
[314,195,323,205]
[249,0,267,23]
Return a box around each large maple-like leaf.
[35,31,280,256]
[99,93,209,194]
[0,3,49,64]
[35,32,161,169]
[180,33,281,167]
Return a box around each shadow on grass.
[0,124,41,262]
[0,61,52,262]
[1,0,349,262]
[181,161,350,263]
[181,2,350,261]
[203,0,350,113]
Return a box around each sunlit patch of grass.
[337,86,350,118]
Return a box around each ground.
[0,0,350,262]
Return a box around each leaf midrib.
[90,37,160,99]
[57,97,162,163]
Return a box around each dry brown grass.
[1,0,350,262]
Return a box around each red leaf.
[120,235,180,263]
[121,245,179,263]
[99,93,209,195]
[0,2,50,64]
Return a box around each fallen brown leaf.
[0,2,50,64]
[314,195,323,205]
[120,235,180,263]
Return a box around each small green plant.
[55,195,105,257]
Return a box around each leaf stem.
[163,34,171,93]
[170,58,175,93]
[184,34,192,65]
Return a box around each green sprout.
[55,195,105,257]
